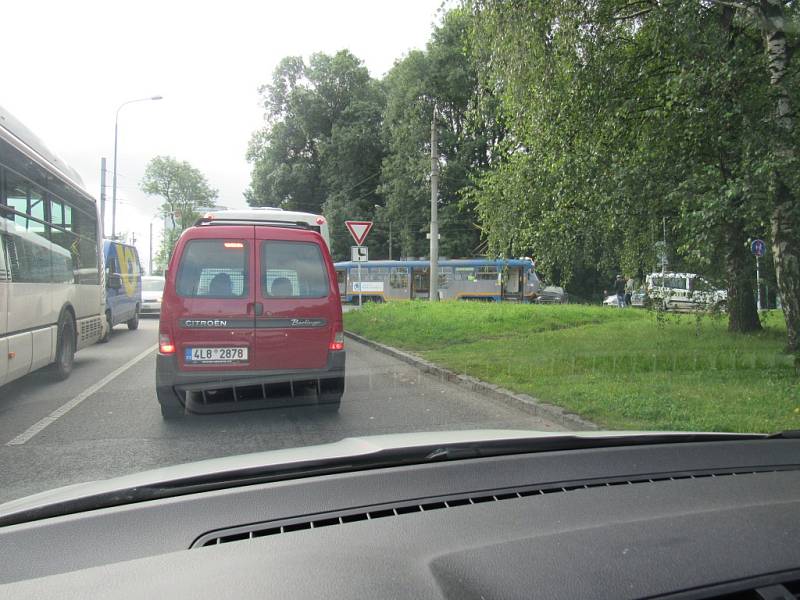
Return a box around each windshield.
[0,0,797,507]
[142,278,164,292]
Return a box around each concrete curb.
[345,331,599,431]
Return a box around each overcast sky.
[4,0,446,269]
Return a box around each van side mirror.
[107,274,122,290]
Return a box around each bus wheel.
[127,307,140,330]
[53,313,76,380]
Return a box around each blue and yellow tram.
[334,258,541,303]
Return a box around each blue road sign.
[751,239,766,258]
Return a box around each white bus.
[0,105,105,386]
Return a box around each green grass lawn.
[344,301,799,433]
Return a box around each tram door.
[411,267,430,299]
[503,267,524,301]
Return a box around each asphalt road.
[0,318,562,504]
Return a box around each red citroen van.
[155,211,345,418]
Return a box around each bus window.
[73,209,99,284]
[336,270,346,286]
[50,199,65,228]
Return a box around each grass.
[344,301,799,433]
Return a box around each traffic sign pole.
[751,239,766,311]
[756,255,761,311]
[345,221,373,309]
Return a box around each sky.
[3,0,447,270]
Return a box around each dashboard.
[1,438,799,599]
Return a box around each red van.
[155,213,345,418]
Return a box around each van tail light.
[329,330,344,351]
[159,333,176,354]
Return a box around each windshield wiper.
[0,431,767,527]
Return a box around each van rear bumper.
[156,351,345,412]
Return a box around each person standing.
[625,276,635,306]
[614,275,626,308]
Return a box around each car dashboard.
[1,438,799,599]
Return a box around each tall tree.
[246,51,386,260]
[380,8,498,259]
[140,155,217,267]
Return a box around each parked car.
[140,276,165,316]
[630,287,647,307]
[535,285,568,304]
[99,240,142,341]
[602,294,621,307]
[155,210,345,418]
[645,272,727,312]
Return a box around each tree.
[247,51,386,260]
[140,156,217,267]
[466,0,800,344]
[380,8,497,259]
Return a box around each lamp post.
[112,95,163,239]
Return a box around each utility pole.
[389,221,393,261]
[100,157,107,238]
[429,106,439,302]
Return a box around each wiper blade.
[0,431,766,527]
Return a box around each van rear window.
[176,240,249,298]
[261,241,328,298]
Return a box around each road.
[0,318,562,504]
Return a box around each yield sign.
[345,220,373,246]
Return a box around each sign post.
[751,239,766,311]
[345,221,373,308]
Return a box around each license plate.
[185,347,248,363]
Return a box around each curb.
[345,331,599,431]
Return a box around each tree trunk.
[760,0,800,353]
[770,182,800,352]
[725,218,762,332]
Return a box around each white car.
[603,294,622,307]
[140,276,165,316]
[645,272,727,312]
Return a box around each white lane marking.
[6,344,158,446]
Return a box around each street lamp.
[112,95,163,239]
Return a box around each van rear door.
[172,227,256,372]
[252,228,335,371]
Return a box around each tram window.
[454,267,475,281]
[389,267,408,288]
[476,266,498,281]
[369,267,389,278]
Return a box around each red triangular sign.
[345,221,373,246]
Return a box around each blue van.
[100,240,142,341]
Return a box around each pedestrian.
[625,277,634,307]
[614,275,626,308]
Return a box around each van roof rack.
[193,215,315,230]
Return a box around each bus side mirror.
[107,274,122,290]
